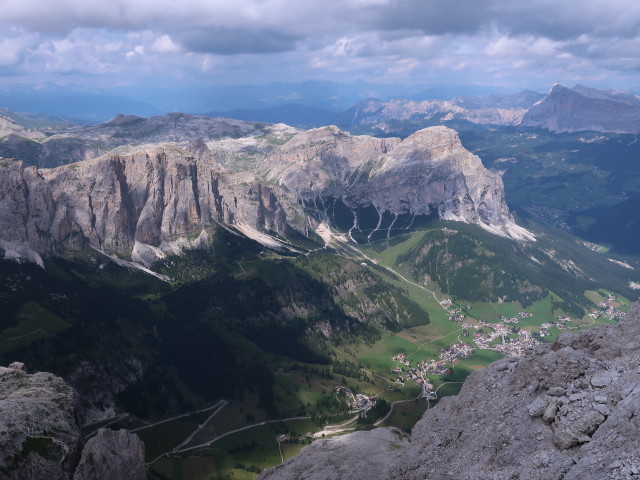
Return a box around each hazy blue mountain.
[0,107,80,128]
[521,83,640,133]
[0,81,522,125]
[206,90,542,130]
[207,103,344,127]
[0,84,164,123]
[451,90,544,109]
[112,81,502,113]
[571,84,640,106]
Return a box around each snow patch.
[528,255,543,265]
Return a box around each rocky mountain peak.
[0,115,45,141]
[0,119,531,266]
[521,82,640,133]
[550,81,564,92]
[104,113,145,126]
[373,126,470,173]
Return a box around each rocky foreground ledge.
[0,363,145,480]
[260,303,640,480]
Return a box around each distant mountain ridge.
[451,90,545,109]
[206,103,344,128]
[521,83,640,133]
[0,86,163,123]
[4,82,639,134]
[204,90,545,130]
[204,84,640,135]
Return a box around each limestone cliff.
[0,145,302,263]
[0,121,529,265]
[0,363,146,480]
[259,303,640,480]
[265,126,532,241]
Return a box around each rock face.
[0,364,82,479]
[73,429,145,480]
[265,126,532,241]
[0,364,146,480]
[0,122,529,264]
[259,303,640,480]
[521,83,640,133]
[0,145,301,263]
[347,98,527,132]
[259,428,410,480]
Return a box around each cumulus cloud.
[177,28,299,55]
[150,35,180,53]
[0,0,639,90]
[0,33,39,66]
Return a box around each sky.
[1,0,640,98]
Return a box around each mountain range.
[3,83,640,135]
[209,84,640,135]
[0,114,530,269]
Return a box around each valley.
[3,218,626,479]
[1,102,639,479]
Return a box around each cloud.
[0,0,639,92]
[0,33,39,66]
[176,28,299,55]
[150,35,180,53]
[362,0,491,36]
[364,0,640,41]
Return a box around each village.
[332,293,630,416]
[388,295,629,390]
[589,292,627,321]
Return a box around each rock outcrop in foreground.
[260,303,640,480]
[73,429,145,480]
[0,363,145,480]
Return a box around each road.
[131,399,227,433]
[374,396,420,427]
[374,381,465,427]
[147,415,311,467]
[2,328,43,342]
[315,223,450,311]
[405,328,463,359]
[312,415,360,438]
[432,381,464,398]
[335,233,449,311]
[172,400,229,452]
